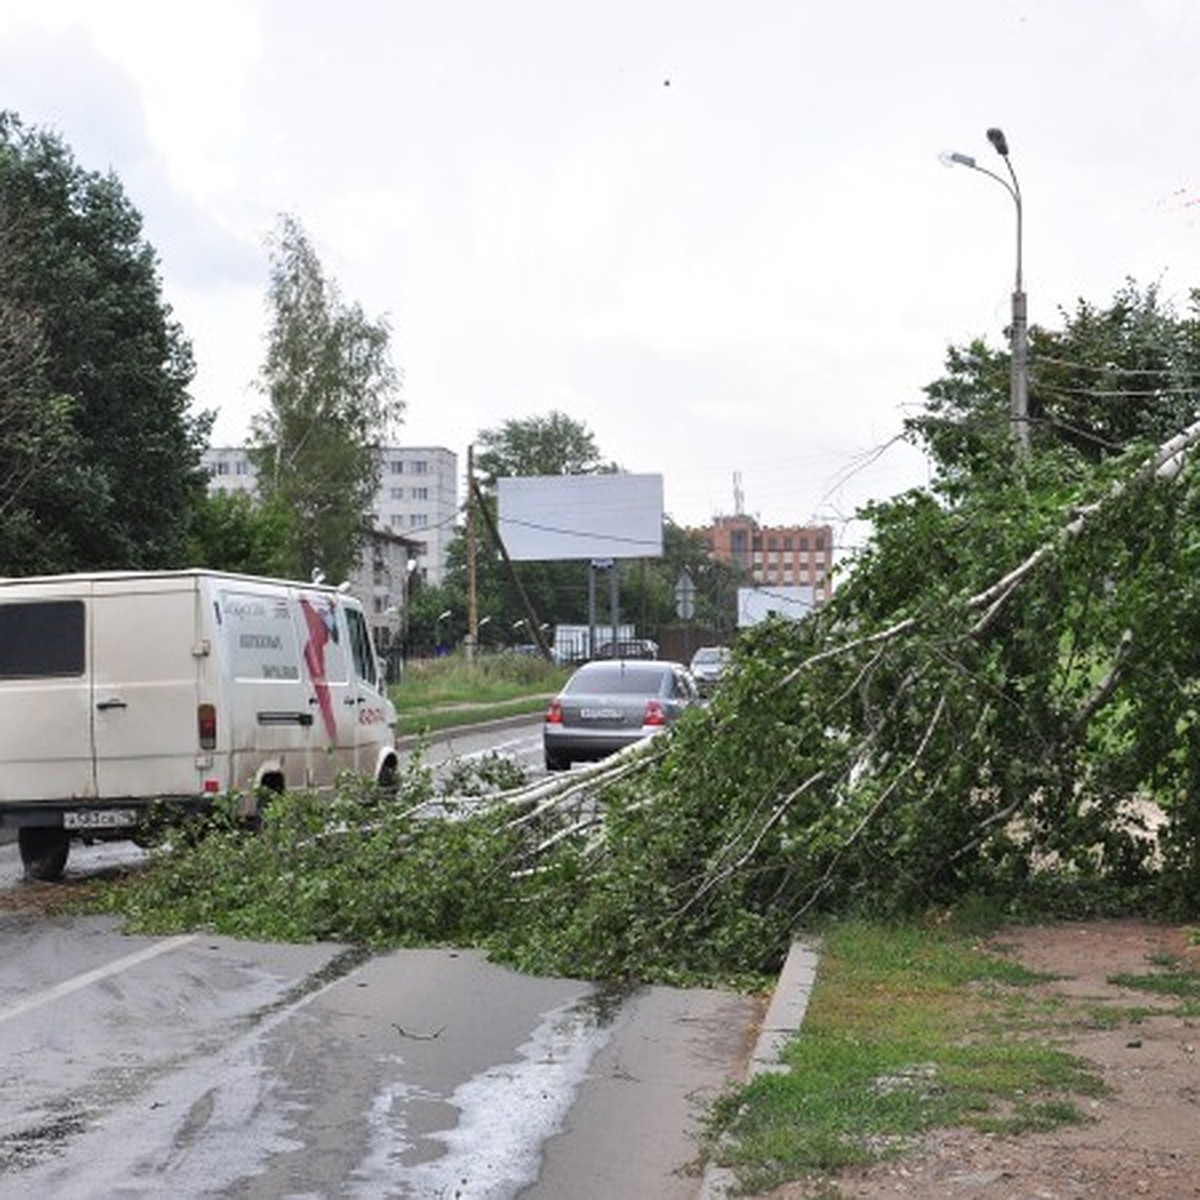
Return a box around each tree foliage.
[187,491,294,578]
[473,410,614,485]
[250,214,403,582]
[0,112,209,572]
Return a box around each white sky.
[3,0,1199,546]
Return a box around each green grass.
[391,652,568,734]
[1108,955,1200,1015]
[712,917,1107,1195]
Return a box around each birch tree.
[250,214,403,582]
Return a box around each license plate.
[580,707,622,720]
[63,809,138,830]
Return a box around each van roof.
[0,568,351,595]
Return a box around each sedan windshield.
[564,665,665,695]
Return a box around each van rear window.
[0,600,86,678]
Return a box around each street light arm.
[940,150,1021,291]
[941,151,1018,208]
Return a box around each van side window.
[346,607,377,687]
[0,601,86,678]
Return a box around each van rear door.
[0,591,94,801]
[91,577,204,798]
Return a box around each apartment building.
[700,514,834,603]
[202,445,458,586]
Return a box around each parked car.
[543,659,698,770]
[690,645,732,695]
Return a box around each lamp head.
[986,127,1009,157]
[939,150,976,169]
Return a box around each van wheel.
[18,828,70,882]
[376,757,400,794]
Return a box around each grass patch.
[392,653,568,735]
[1108,966,1200,1000]
[712,917,1106,1195]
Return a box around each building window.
[389,461,404,475]
[214,461,229,476]
[411,486,429,501]
[413,460,428,475]
[410,513,429,529]
[390,487,404,501]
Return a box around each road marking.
[0,934,197,1024]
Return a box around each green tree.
[187,491,294,578]
[249,214,403,582]
[914,280,1200,485]
[619,520,746,638]
[474,410,613,484]
[0,198,80,572]
[0,111,210,571]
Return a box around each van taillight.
[545,698,563,725]
[643,699,666,727]
[198,703,217,749]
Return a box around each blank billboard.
[497,474,664,561]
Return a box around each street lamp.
[435,609,452,655]
[941,127,1029,455]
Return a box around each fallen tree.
[97,282,1200,985]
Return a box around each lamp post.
[941,127,1028,455]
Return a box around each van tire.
[18,828,70,882]
[377,756,400,794]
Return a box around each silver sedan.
[543,659,699,771]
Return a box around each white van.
[0,569,400,881]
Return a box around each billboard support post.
[610,561,620,654]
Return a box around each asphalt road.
[0,717,765,1197]
[0,914,760,1198]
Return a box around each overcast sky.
[3,1,1198,544]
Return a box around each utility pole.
[466,444,479,662]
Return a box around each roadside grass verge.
[711,916,1108,1195]
[393,653,567,734]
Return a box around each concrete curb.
[395,709,545,752]
[697,939,821,1198]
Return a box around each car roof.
[574,659,680,676]
[567,660,682,687]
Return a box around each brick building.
[700,514,833,603]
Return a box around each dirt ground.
[771,918,1200,1199]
